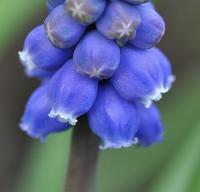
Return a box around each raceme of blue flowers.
[19,0,175,149]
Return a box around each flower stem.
[65,117,100,192]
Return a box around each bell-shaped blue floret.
[48,60,98,125]
[88,84,139,149]
[20,84,71,141]
[111,46,173,108]
[19,25,73,75]
[129,3,165,49]
[73,31,120,79]
[47,0,65,12]
[96,1,141,43]
[65,0,106,25]
[135,103,164,146]
[45,5,86,48]
[151,47,175,91]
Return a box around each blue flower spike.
[88,84,139,149]
[65,0,106,25]
[19,25,73,77]
[48,60,98,126]
[19,0,174,149]
[135,103,164,146]
[20,84,71,141]
[111,46,174,108]
[73,31,121,79]
[129,3,165,49]
[45,5,86,48]
[47,0,65,12]
[96,1,141,44]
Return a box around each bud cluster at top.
[19,0,175,149]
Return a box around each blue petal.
[20,84,71,141]
[45,5,86,48]
[88,84,139,149]
[73,31,120,79]
[111,46,171,108]
[96,1,141,43]
[48,60,98,125]
[135,103,164,146]
[129,3,165,49]
[47,0,64,12]
[151,47,175,91]
[65,0,106,25]
[19,25,73,72]
[121,0,149,5]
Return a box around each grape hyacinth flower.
[45,5,86,48]
[20,84,71,141]
[19,25,73,78]
[65,0,106,25]
[19,0,174,151]
[73,30,120,79]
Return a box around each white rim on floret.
[100,137,138,150]
[18,50,36,75]
[48,108,78,126]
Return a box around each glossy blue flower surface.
[19,25,73,76]
[88,84,139,149]
[20,84,71,141]
[136,103,164,146]
[65,0,106,25]
[19,0,174,149]
[45,5,86,48]
[48,60,98,125]
[74,30,120,79]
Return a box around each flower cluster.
[19,0,175,149]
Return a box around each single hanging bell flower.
[20,84,71,141]
[47,0,65,12]
[88,84,139,150]
[48,60,98,125]
[111,46,174,108]
[135,103,164,146]
[64,0,106,25]
[19,25,73,75]
[129,3,165,49]
[45,5,86,48]
[96,1,141,44]
[73,31,120,79]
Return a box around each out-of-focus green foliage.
[0,0,44,51]
[1,0,200,192]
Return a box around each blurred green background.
[0,0,200,192]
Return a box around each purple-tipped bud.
[65,0,106,25]
[96,1,141,43]
[136,103,164,146]
[129,3,165,49]
[47,0,65,12]
[48,60,98,125]
[44,5,86,48]
[19,25,73,75]
[121,0,149,5]
[20,84,71,141]
[111,46,173,108]
[88,84,139,149]
[73,31,120,79]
